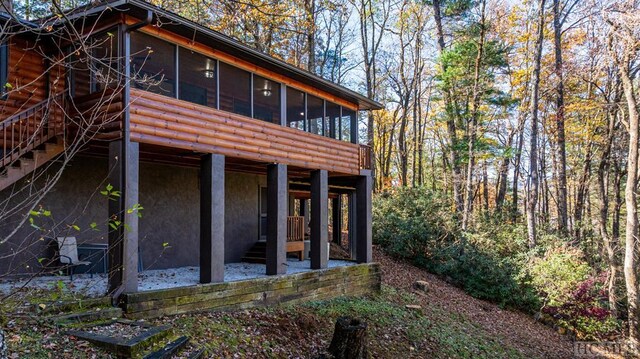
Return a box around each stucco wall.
[0,156,265,276]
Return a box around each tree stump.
[328,317,369,359]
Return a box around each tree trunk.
[552,0,569,236]
[527,0,546,248]
[328,317,369,359]
[462,0,487,230]
[432,0,464,217]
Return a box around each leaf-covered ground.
[3,247,592,358]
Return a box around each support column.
[107,139,139,295]
[310,169,328,269]
[266,164,287,275]
[332,196,342,244]
[348,192,356,259]
[355,171,372,263]
[200,154,225,283]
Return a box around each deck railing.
[359,144,372,170]
[1,94,65,168]
[287,216,305,242]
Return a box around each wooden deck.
[129,89,366,175]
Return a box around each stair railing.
[1,93,65,168]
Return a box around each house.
[0,0,381,313]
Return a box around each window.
[91,31,119,93]
[287,87,305,130]
[179,49,216,107]
[1,41,8,99]
[307,94,324,135]
[131,32,176,97]
[341,107,356,143]
[253,74,280,124]
[326,101,340,139]
[219,61,251,117]
[70,30,119,97]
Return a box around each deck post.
[310,169,328,269]
[355,170,372,263]
[200,154,225,283]
[107,139,139,295]
[332,195,343,245]
[266,163,287,275]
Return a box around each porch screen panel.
[341,108,355,143]
[130,32,176,97]
[179,49,216,107]
[91,31,120,93]
[218,62,251,117]
[326,101,340,140]
[287,87,305,130]
[253,74,281,124]
[307,94,324,136]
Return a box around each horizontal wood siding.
[122,263,381,319]
[129,89,362,175]
[1,37,65,120]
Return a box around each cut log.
[328,317,369,359]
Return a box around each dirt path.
[373,246,575,359]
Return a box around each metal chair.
[55,237,92,280]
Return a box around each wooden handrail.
[287,216,305,242]
[1,94,65,168]
[359,144,372,170]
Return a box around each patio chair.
[55,237,92,280]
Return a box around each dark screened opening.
[219,62,251,117]
[326,101,341,139]
[287,87,305,130]
[91,31,119,93]
[253,75,280,123]
[131,31,176,97]
[307,94,324,135]
[179,49,216,107]
[341,107,356,143]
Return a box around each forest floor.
[3,247,616,358]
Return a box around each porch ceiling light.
[203,69,215,78]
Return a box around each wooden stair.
[241,240,267,264]
[0,94,66,192]
[0,137,65,191]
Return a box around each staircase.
[0,94,65,191]
[241,240,267,263]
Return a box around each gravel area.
[0,259,355,298]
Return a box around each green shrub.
[373,188,539,312]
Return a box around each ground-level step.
[143,336,189,359]
[49,307,123,327]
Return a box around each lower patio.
[0,259,360,299]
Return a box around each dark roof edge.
[62,0,384,110]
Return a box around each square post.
[266,163,287,275]
[107,139,139,295]
[200,154,225,283]
[355,170,372,263]
[310,169,328,269]
[332,195,343,245]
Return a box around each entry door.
[259,187,267,240]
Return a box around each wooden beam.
[107,139,139,295]
[355,171,372,263]
[310,169,328,269]
[266,163,287,275]
[200,154,225,283]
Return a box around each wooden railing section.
[1,94,65,168]
[287,216,305,242]
[129,89,363,175]
[359,144,372,170]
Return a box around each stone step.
[240,256,266,264]
[49,307,123,327]
[143,336,189,359]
